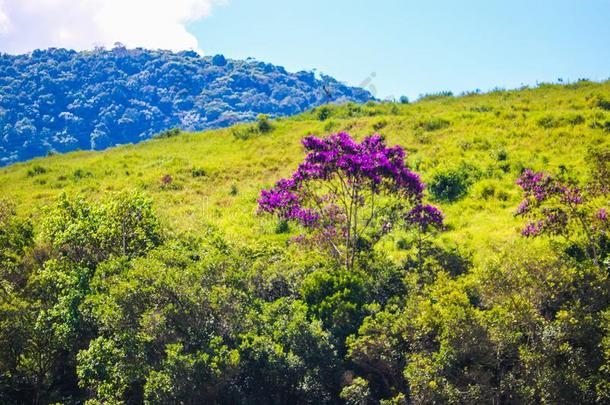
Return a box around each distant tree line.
[0,46,372,165]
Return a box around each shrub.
[493,148,508,161]
[417,117,450,131]
[275,220,289,234]
[233,115,273,140]
[301,267,368,343]
[73,168,92,180]
[191,167,206,177]
[537,115,560,128]
[428,165,477,202]
[153,128,180,139]
[478,183,496,200]
[232,125,258,140]
[27,165,47,177]
[566,113,585,125]
[396,238,408,250]
[496,190,510,201]
[499,162,511,173]
[589,94,610,110]
[537,114,585,129]
[346,103,363,117]
[372,119,387,131]
[256,114,273,133]
[399,96,409,104]
[590,120,610,132]
[317,106,332,121]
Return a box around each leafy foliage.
[258,132,441,270]
[0,81,610,404]
[0,47,372,165]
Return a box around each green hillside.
[2,81,609,263]
[1,80,609,404]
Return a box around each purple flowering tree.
[516,168,609,267]
[258,132,442,271]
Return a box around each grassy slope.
[1,81,609,266]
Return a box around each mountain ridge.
[0,46,372,165]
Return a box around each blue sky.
[1,0,609,99]
[190,0,610,99]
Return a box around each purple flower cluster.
[297,133,425,197]
[521,221,543,237]
[258,186,319,226]
[521,208,568,237]
[516,168,609,266]
[516,169,558,203]
[258,133,430,228]
[515,169,584,237]
[516,168,608,241]
[405,204,445,230]
[516,169,583,209]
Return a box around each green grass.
[1,80,609,265]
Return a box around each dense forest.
[0,80,609,404]
[0,46,372,166]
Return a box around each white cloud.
[0,0,224,54]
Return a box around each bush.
[317,106,332,121]
[493,148,508,161]
[429,165,476,202]
[256,114,273,133]
[27,165,47,177]
[589,94,610,110]
[537,114,585,129]
[73,168,92,180]
[191,167,206,177]
[153,128,180,139]
[275,220,289,234]
[537,115,560,128]
[232,125,258,140]
[417,117,450,131]
[232,115,273,140]
[372,119,387,131]
[301,267,368,344]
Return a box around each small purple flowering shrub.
[258,132,443,270]
[516,167,609,266]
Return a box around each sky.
[0,0,609,99]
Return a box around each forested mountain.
[0,47,372,165]
[0,80,609,404]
